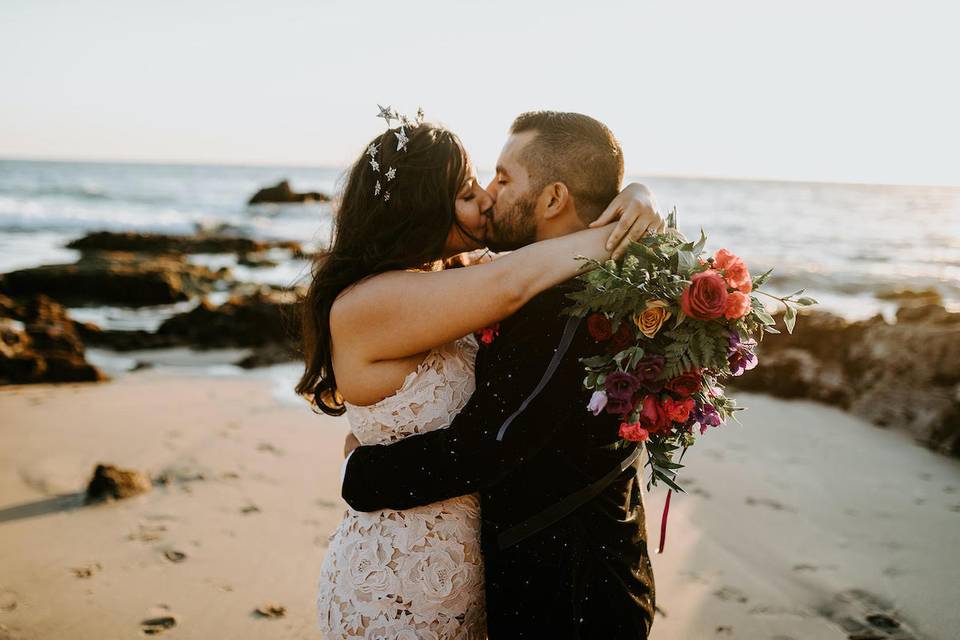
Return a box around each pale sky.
[1,0,958,185]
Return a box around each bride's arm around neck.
[329,223,617,368]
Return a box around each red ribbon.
[657,489,672,554]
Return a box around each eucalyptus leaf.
[752,268,774,288]
[784,305,797,334]
[796,296,818,306]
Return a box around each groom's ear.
[540,182,571,220]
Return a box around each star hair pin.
[370,103,425,201]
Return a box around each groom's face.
[484,131,540,252]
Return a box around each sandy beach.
[1,369,957,639]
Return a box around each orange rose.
[634,300,671,338]
[713,248,752,293]
[724,291,751,319]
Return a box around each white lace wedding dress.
[316,334,486,639]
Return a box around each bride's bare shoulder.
[330,270,411,331]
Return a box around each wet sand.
[1,371,957,639]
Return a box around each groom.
[342,111,658,638]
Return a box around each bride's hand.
[588,183,666,259]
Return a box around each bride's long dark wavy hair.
[295,123,476,415]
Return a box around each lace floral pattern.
[317,335,486,639]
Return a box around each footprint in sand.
[162,549,187,563]
[745,497,795,512]
[713,586,749,604]
[817,588,918,640]
[253,602,287,619]
[140,614,178,635]
[128,523,167,542]
[0,589,18,612]
[70,563,102,578]
[256,442,285,456]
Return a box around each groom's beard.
[485,193,538,252]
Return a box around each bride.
[298,115,662,639]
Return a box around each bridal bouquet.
[566,210,816,494]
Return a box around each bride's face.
[444,158,494,256]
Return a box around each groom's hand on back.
[589,182,666,259]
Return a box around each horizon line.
[1,154,958,191]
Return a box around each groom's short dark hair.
[510,111,624,224]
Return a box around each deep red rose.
[636,394,670,434]
[609,322,634,352]
[587,313,613,341]
[664,369,703,397]
[680,269,729,320]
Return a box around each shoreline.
[1,373,958,639]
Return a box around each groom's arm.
[341,290,587,512]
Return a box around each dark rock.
[0,294,105,384]
[237,252,279,268]
[156,289,300,349]
[234,342,299,368]
[895,303,959,325]
[66,231,300,255]
[76,325,183,351]
[876,287,942,305]
[733,307,960,456]
[0,252,231,307]
[248,180,329,205]
[85,464,152,503]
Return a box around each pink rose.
[713,248,752,293]
[724,290,751,319]
[680,270,728,320]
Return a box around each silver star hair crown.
[369,104,424,201]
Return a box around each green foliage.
[660,321,729,379]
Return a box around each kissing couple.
[303,109,662,639]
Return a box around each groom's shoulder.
[515,278,580,322]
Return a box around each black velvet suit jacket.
[341,281,656,638]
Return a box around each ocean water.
[1,159,958,325]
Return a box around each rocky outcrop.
[0,293,106,384]
[0,252,232,307]
[66,231,300,255]
[248,180,329,205]
[733,303,960,456]
[156,288,300,351]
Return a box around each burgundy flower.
[605,394,635,416]
[604,370,641,400]
[634,354,666,383]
